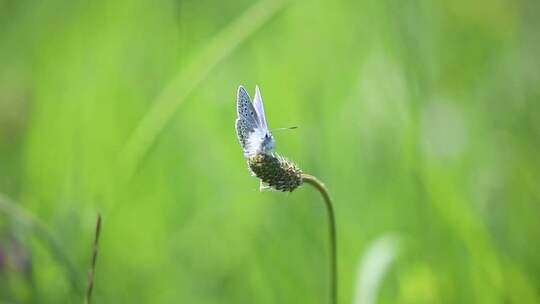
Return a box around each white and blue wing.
[235,86,259,156]
[235,85,275,157]
[253,85,268,131]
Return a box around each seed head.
[247,153,303,192]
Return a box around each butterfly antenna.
[271,126,298,132]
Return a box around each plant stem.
[85,213,102,304]
[301,174,337,304]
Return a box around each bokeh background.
[1,0,539,303]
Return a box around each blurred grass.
[0,194,83,301]
[118,0,288,182]
[1,0,540,303]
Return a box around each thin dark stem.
[301,174,337,304]
[85,213,102,304]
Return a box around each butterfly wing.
[235,86,260,156]
[252,85,275,153]
[253,85,268,131]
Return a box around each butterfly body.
[235,85,275,157]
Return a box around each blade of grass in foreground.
[85,213,102,304]
[118,0,290,182]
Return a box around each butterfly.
[235,85,275,158]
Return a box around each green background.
[1,0,539,303]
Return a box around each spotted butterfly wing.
[235,86,259,157]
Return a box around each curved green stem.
[301,174,337,304]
